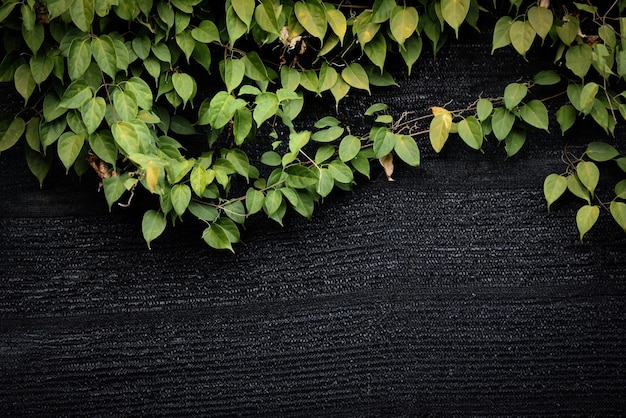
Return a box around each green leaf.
[286,165,318,188]
[0,117,26,152]
[477,99,493,121]
[111,121,141,155]
[330,77,350,108]
[394,134,420,166]
[263,188,283,216]
[40,118,67,151]
[191,20,220,43]
[57,132,85,173]
[312,126,344,143]
[59,80,92,109]
[364,34,387,73]
[492,16,513,53]
[576,205,599,241]
[610,201,626,232]
[25,147,52,188]
[509,20,535,58]
[261,151,282,166]
[317,168,334,197]
[172,72,195,105]
[519,100,549,131]
[491,107,515,140]
[326,9,347,44]
[68,37,92,80]
[372,0,396,23]
[315,145,335,164]
[565,43,593,79]
[226,5,247,43]
[288,130,311,154]
[441,0,470,37]
[400,35,422,75]
[339,135,361,162]
[70,0,94,33]
[232,0,255,29]
[29,51,55,85]
[254,0,280,34]
[556,104,577,135]
[318,62,339,93]
[222,58,245,94]
[176,30,196,63]
[365,103,388,116]
[341,63,370,93]
[203,223,234,251]
[125,77,153,110]
[207,92,236,129]
[429,112,452,153]
[373,130,396,158]
[314,116,340,129]
[246,188,265,215]
[188,201,219,222]
[81,97,106,134]
[25,117,41,151]
[242,51,270,81]
[328,160,353,184]
[233,107,253,146]
[22,22,44,54]
[544,173,568,210]
[170,115,196,135]
[457,116,483,150]
[226,148,251,180]
[576,161,599,197]
[14,64,35,104]
[280,66,300,91]
[365,67,398,87]
[527,6,553,40]
[568,175,591,204]
[556,15,579,45]
[579,82,599,114]
[503,83,528,110]
[294,1,326,42]
[586,142,619,162]
[617,158,626,173]
[389,6,419,47]
[112,89,138,122]
[504,128,526,158]
[355,10,380,46]
[253,92,279,126]
[533,70,561,86]
[615,180,626,199]
[171,183,192,217]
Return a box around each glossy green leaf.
[328,160,353,184]
[294,1,326,41]
[364,34,387,73]
[373,130,396,158]
[492,16,512,53]
[429,112,452,153]
[576,161,599,197]
[394,134,420,166]
[171,183,192,217]
[206,92,237,129]
[191,20,220,43]
[142,210,166,249]
[576,205,599,241]
[242,51,269,81]
[81,97,106,134]
[491,107,515,140]
[233,107,253,146]
[341,63,370,93]
[556,104,576,135]
[253,92,279,126]
[567,174,591,204]
[457,116,483,150]
[390,6,419,47]
[585,142,619,162]
[40,118,67,151]
[400,35,422,75]
[365,103,388,116]
[441,0,470,37]
[544,173,568,210]
[286,165,318,188]
[188,201,219,223]
[246,188,265,215]
[14,64,35,104]
[280,66,300,91]
[527,6,552,40]
[25,147,53,188]
[88,132,117,165]
[504,127,526,157]
[510,20,535,58]
[610,201,626,232]
[59,80,93,110]
[565,44,592,79]
[520,100,549,131]
[339,135,361,162]
[57,132,85,173]
[0,117,26,153]
[263,188,283,216]
[254,0,280,34]
[477,99,493,121]
[503,83,528,110]
[203,223,234,251]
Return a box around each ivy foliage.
[0,0,625,249]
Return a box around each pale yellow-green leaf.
[294,1,326,42]
[389,6,418,47]
[576,205,599,241]
[543,173,568,210]
[341,63,370,93]
[326,9,347,44]
[441,0,470,37]
[527,6,552,41]
[510,20,535,58]
[610,201,626,232]
[576,161,600,197]
[429,112,452,153]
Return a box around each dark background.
[1,17,625,416]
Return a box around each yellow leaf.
[145,164,160,193]
[431,106,450,117]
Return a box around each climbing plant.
[0,0,624,249]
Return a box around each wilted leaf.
[379,153,394,181]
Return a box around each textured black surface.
[1,20,626,416]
